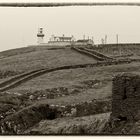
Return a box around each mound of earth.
[24,113,110,135]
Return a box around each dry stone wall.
[71,47,105,61]
[111,73,140,121]
[82,48,113,60]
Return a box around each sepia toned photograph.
[0,0,140,135]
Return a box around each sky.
[0,0,140,51]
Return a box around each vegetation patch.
[0,70,21,79]
[0,103,59,134]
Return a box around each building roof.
[54,36,73,40]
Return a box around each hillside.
[1,44,140,135]
[0,46,96,78]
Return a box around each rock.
[71,108,76,117]
[29,95,34,100]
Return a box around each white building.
[50,34,75,42]
[47,35,75,46]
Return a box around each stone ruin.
[111,73,140,121]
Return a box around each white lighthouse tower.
[37,27,45,44]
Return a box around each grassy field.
[90,44,140,59]
[5,61,140,107]
[1,44,140,134]
[0,47,96,73]
[9,61,140,91]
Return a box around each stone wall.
[111,73,140,121]
[82,48,113,60]
[71,47,108,61]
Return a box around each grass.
[9,76,112,106]
[1,44,140,134]
[90,44,140,57]
[0,48,96,73]
[0,45,52,58]
[7,61,140,106]
[9,61,140,92]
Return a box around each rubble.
[0,98,111,134]
[49,99,111,117]
[81,79,100,88]
[26,87,80,100]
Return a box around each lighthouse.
[37,28,45,44]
